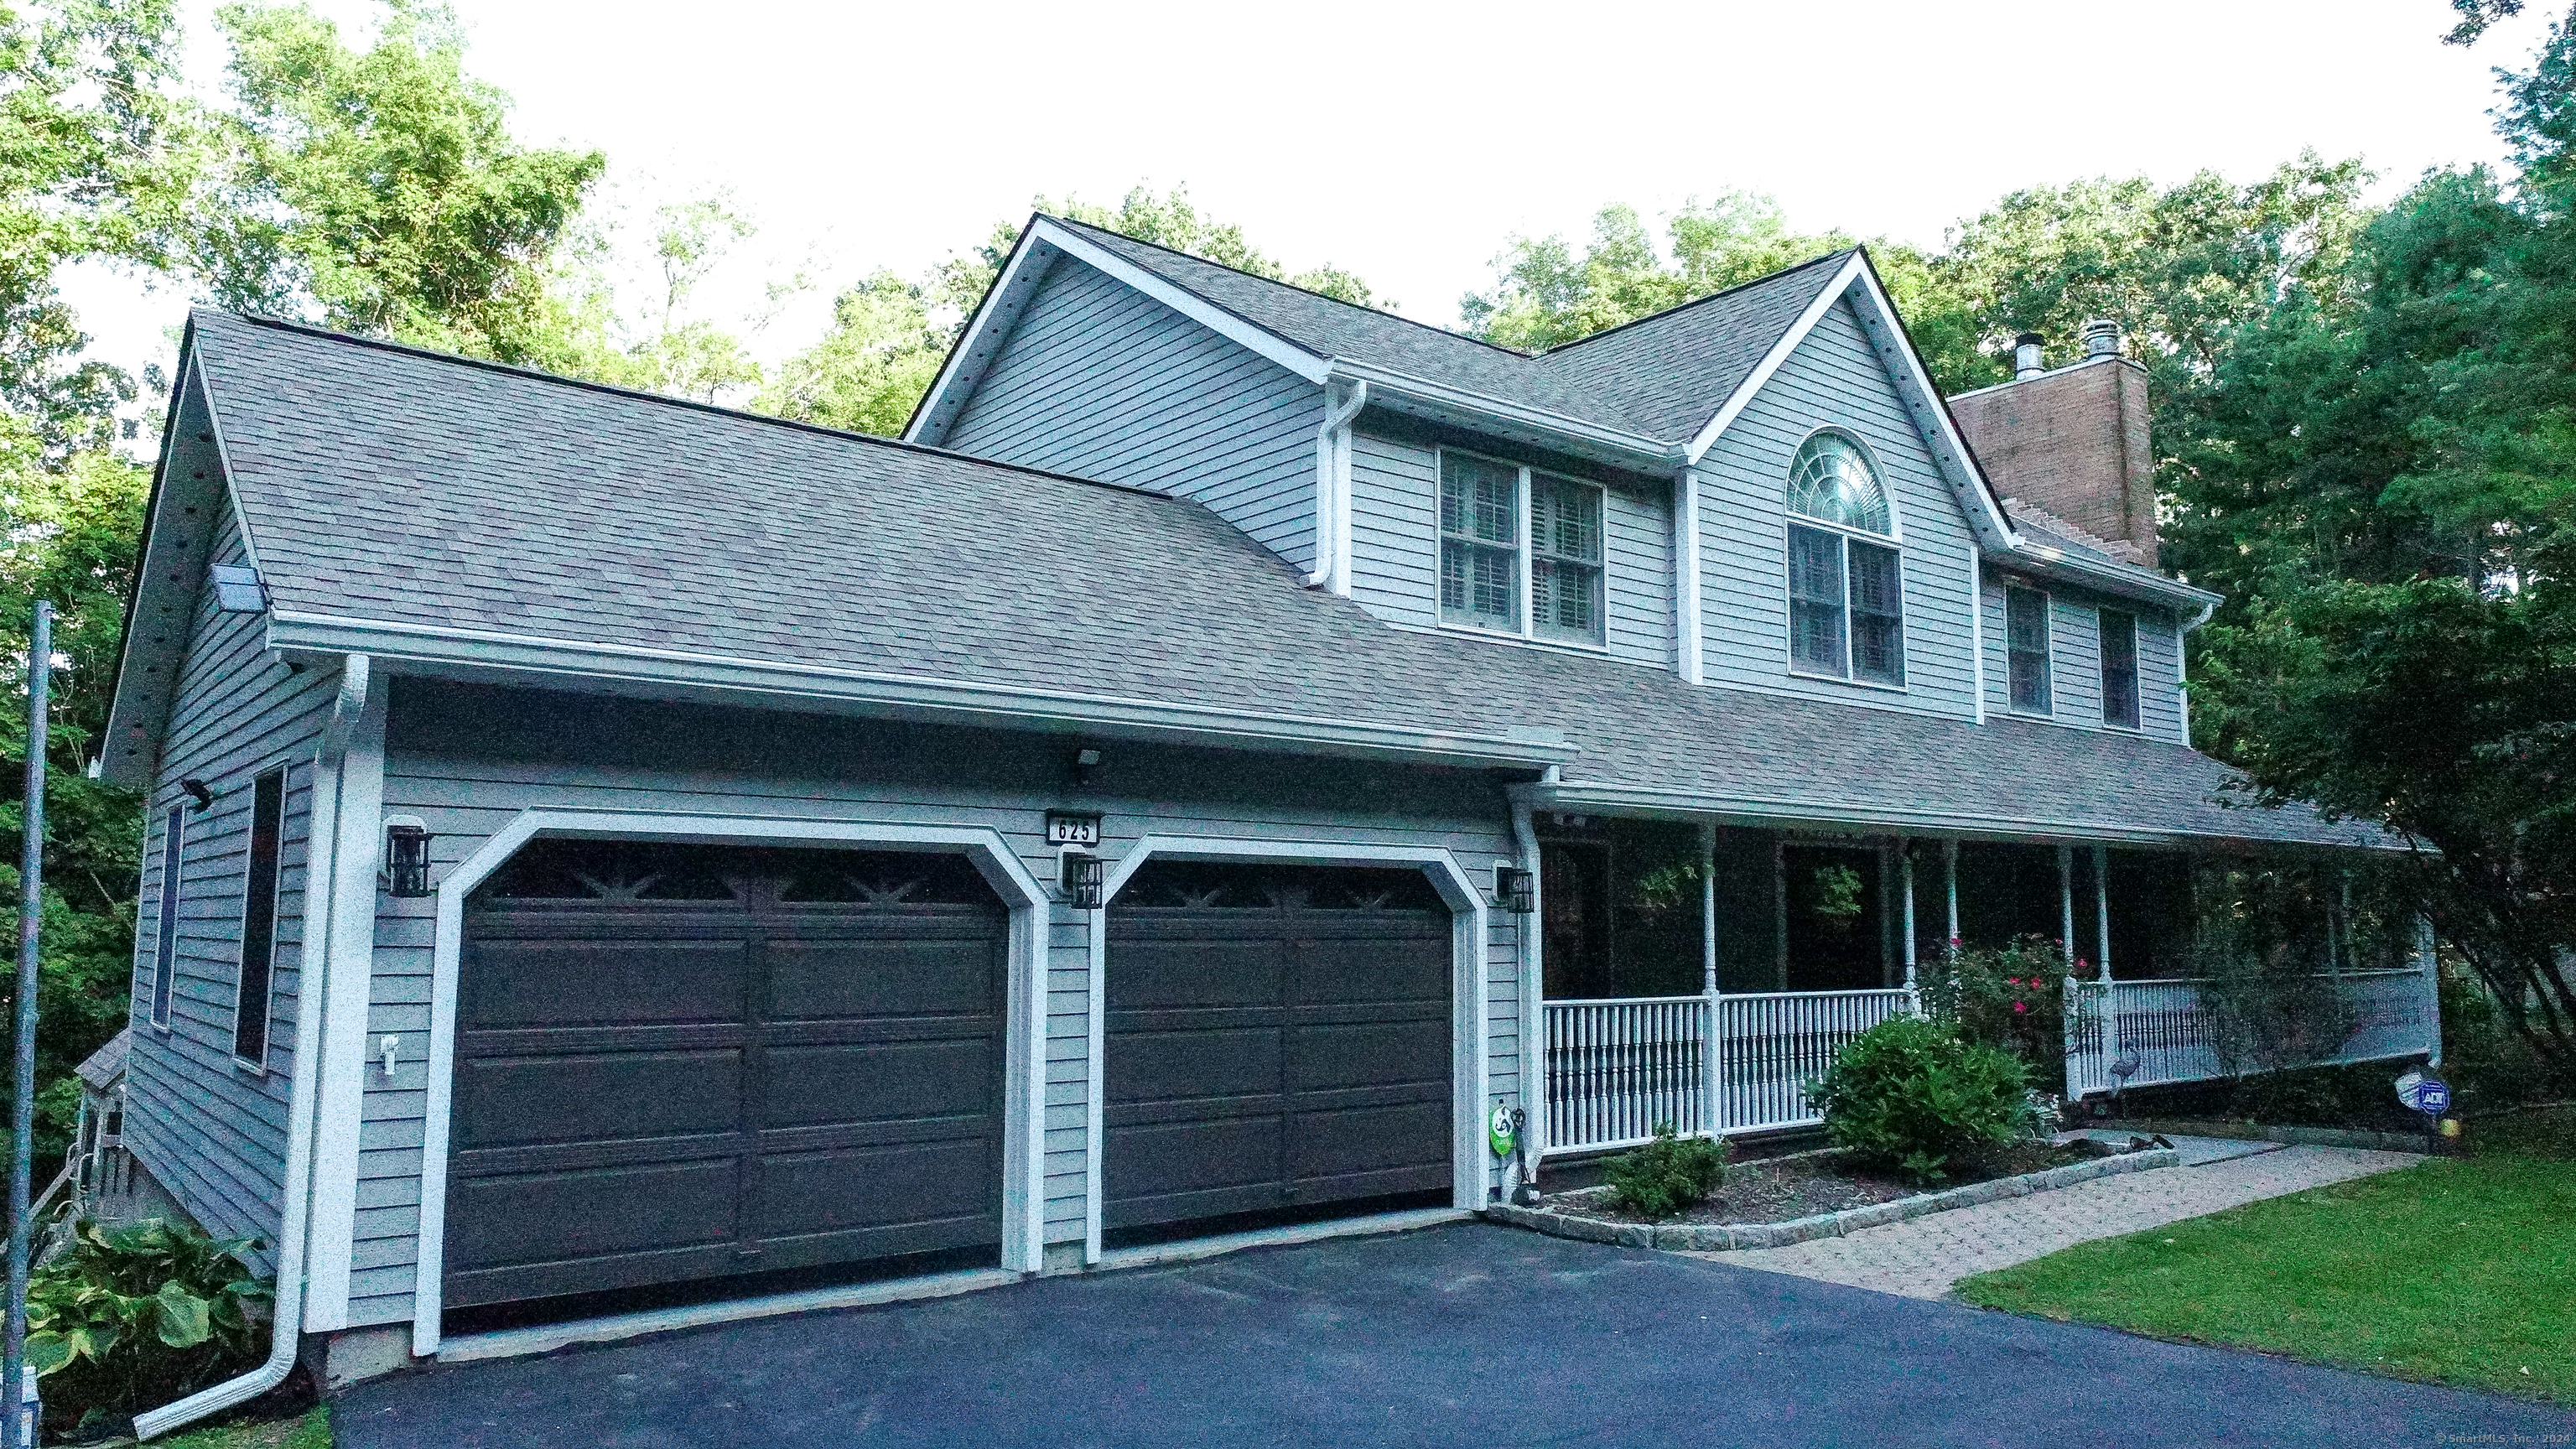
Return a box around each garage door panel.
[455,1047,744,1148]
[766,935,1000,1020]
[1104,1027,1281,1104]
[449,842,1008,1313]
[757,1138,1000,1240]
[762,1038,997,1127]
[462,938,748,1029]
[1104,861,1453,1236]
[1287,1021,1448,1091]
[445,1157,740,1275]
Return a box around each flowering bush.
[1920,935,2085,1088]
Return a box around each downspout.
[1303,378,1368,592]
[1507,781,1545,1197]
[135,656,369,1440]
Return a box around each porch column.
[1943,839,1959,953]
[1700,822,1720,1139]
[2416,912,2443,1066]
[2057,844,2076,958]
[1899,839,1919,1010]
[2328,870,2350,975]
[2092,844,2112,984]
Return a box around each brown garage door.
[444,840,1008,1311]
[1103,860,1452,1239]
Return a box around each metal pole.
[8,600,51,1449]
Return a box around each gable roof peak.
[1533,246,1862,359]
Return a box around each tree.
[184,0,605,364]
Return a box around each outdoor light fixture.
[1495,865,1535,915]
[384,820,434,898]
[179,778,214,813]
[1060,849,1105,911]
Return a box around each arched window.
[1784,432,1904,686]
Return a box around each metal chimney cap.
[2082,319,2122,358]
[2013,331,2045,347]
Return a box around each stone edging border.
[2096,1119,2432,1153]
[1485,1147,2182,1252]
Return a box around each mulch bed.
[1554,1142,2090,1227]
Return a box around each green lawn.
[158,1406,330,1449]
[1956,1111,2576,1402]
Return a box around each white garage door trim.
[410,808,1052,1358]
[1083,835,1491,1264]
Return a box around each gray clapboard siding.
[124,512,339,1273]
[346,680,1521,1330]
[1695,298,1980,718]
[1348,430,1675,667]
[942,256,1323,569]
[1980,575,2186,743]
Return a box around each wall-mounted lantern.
[384,819,434,898]
[1495,865,1535,915]
[1060,849,1105,911]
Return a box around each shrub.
[1920,935,2076,1087]
[1602,1124,1727,1218]
[1809,1015,2031,1185]
[26,1219,270,1435]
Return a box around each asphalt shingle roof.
[184,310,2369,850]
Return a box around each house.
[96,216,2429,1415]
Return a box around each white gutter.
[1305,380,1368,591]
[1326,360,1680,470]
[263,611,1580,771]
[135,656,371,1440]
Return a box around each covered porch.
[1524,810,2440,1158]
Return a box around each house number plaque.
[1045,812,1104,848]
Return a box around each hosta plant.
[25,1219,270,1434]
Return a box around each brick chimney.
[1948,321,2158,568]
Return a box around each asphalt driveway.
[332,1223,2575,1447]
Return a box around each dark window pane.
[1532,474,1602,564]
[2007,586,2053,713]
[1848,541,1905,684]
[1534,558,1603,643]
[2100,609,2140,727]
[152,805,183,1028]
[233,768,286,1065]
[1787,525,1847,674]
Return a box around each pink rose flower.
[2012,1002,2028,1013]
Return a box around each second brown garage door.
[444,840,1009,1314]
[1103,860,1453,1240]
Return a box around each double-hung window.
[231,767,287,1068]
[1439,450,1606,647]
[1783,431,1903,686]
[2006,585,2054,714]
[2099,608,2140,729]
[149,804,184,1030]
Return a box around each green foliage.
[162,1405,331,1449]
[1601,1124,1727,1219]
[186,0,606,364]
[25,1219,271,1431]
[1919,936,2073,1084]
[1807,863,1863,922]
[1809,1015,2030,1184]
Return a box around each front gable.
[923,251,1329,573]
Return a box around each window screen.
[2100,609,2140,728]
[2007,586,2054,714]
[1787,524,1846,673]
[1848,541,1905,685]
[232,767,286,1066]
[1530,473,1604,645]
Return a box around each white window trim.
[228,765,289,1074]
[1433,446,1610,652]
[2004,583,2056,717]
[2097,605,2143,732]
[1781,428,1907,691]
[148,803,184,1032]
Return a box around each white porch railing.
[2066,966,2441,1097]
[1542,989,1912,1155]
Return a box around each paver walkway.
[1705,1140,2423,1297]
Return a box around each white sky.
[59,0,2562,395]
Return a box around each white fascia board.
[264,610,1581,771]
[904,230,1062,447]
[1327,360,1680,470]
[1532,781,2397,853]
[1682,253,1867,466]
[1030,219,1332,385]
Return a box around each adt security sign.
[2395,1069,2451,1117]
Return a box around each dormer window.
[1784,431,1903,686]
[1439,449,1605,647]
